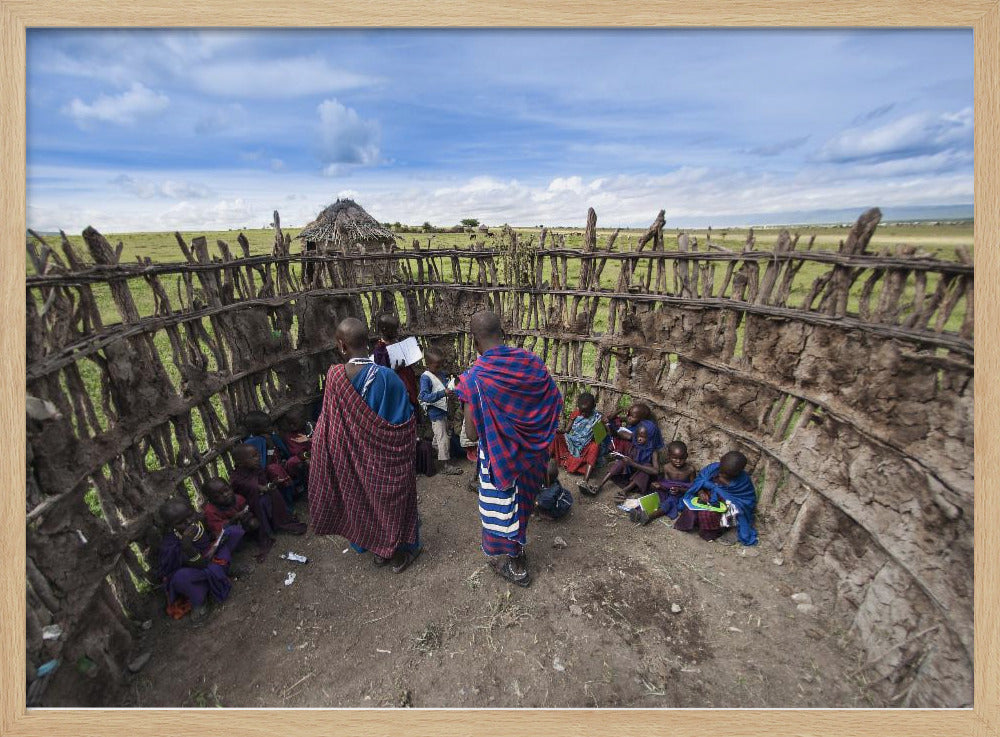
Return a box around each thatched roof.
[296,199,397,247]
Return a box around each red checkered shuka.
[308,364,419,558]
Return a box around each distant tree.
[392,221,402,231]
[422,221,433,232]
[461,218,480,228]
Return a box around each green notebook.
[592,421,608,445]
[638,492,660,515]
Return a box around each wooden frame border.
[2,3,997,735]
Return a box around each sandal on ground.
[577,481,598,497]
[467,479,480,494]
[629,507,650,525]
[391,547,423,574]
[440,464,464,476]
[373,554,391,567]
[489,556,531,588]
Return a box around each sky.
[26,29,973,232]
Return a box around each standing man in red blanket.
[308,317,422,573]
[453,310,563,587]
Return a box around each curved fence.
[25,208,973,706]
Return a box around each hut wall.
[25,209,972,706]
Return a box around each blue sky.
[26,29,973,232]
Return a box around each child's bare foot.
[577,481,598,496]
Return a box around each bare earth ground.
[124,465,884,709]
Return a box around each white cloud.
[270,158,286,172]
[112,174,212,200]
[317,99,380,173]
[62,82,169,126]
[819,108,972,163]
[27,163,973,235]
[194,56,376,98]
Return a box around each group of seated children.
[549,394,759,546]
[152,409,313,620]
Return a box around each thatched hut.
[296,199,399,285]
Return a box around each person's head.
[243,410,271,436]
[233,443,260,471]
[375,313,400,341]
[667,441,689,468]
[424,346,445,373]
[159,499,195,532]
[336,317,370,358]
[577,392,596,417]
[203,478,235,507]
[276,408,304,434]
[634,424,649,446]
[469,310,503,355]
[625,402,651,427]
[718,450,748,483]
[545,457,560,486]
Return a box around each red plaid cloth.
[308,364,419,558]
[453,346,562,491]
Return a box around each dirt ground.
[123,465,885,709]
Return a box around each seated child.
[631,440,697,524]
[418,346,463,476]
[274,409,312,490]
[674,450,758,546]
[229,443,307,558]
[550,392,605,485]
[242,410,298,508]
[156,499,245,620]
[202,478,258,537]
[579,419,663,499]
[373,313,420,408]
[606,402,652,455]
[535,458,574,520]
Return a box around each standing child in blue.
[418,346,463,476]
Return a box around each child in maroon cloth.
[242,411,299,508]
[156,499,244,621]
[230,444,306,559]
[373,313,420,408]
[275,409,312,486]
[606,402,652,455]
[202,478,258,536]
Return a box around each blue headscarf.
[630,419,664,465]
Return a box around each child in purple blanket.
[156,499,245,621]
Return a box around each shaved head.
[336,317,369,351]
[470,310,502,341]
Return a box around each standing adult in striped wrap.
[308,318,422,573]
[453,311,563,587]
